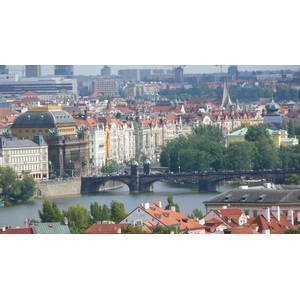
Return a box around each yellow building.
[227,128,298,147]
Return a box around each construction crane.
[215,65,223,73]
[10,68,25,77]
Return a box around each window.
[253,210,258,218]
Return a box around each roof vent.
[48,224,53,228]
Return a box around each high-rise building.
[54,65,74,76]
[174,66,184,83]
[101,65,111,76]
[25,65,42,77]
[0,65,9,74]
[228,65,238,76]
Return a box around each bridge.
[81,169,300,194]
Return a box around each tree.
[16,175,37,201]
[288,119,296,137]
[39,200,63,222]
[110,200,127,223]
[284,226,300,234]
[288,174,300,185]
[0,166,20,200]
[165,194,180,213]
[194,124,224,144]
[187,208,203,220]
[151,224,179,234]
[121,225,146,233]
[245,123,270,143]
[63,204,90,234]
[90,202,111,224]
[223,141,257,171]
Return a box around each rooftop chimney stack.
[271,206,280,221]
[262,207,270,222]
[287,210,294,225]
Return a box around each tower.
[220,80,233,109]
[25,65,42,77]
[54,65,74,76]
[101,65,111,76]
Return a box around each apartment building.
[0,135,48,180]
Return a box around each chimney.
[63,217,68,225]
[271,206,280,221]
[2,227,6,232]
[262,207,270,222]
[170,206,176,211]
[262,229,270,234]
[116,227,122,234]
[154,201,162,208]
[142,203,150,210]
[287,210,294,225]
[297,212,300,223]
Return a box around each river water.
[0,181,236,228]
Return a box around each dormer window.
[239,194,249,202]
[256,194,266,202]
[222,194,232,202]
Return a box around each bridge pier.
[198,180,217,192]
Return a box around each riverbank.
[35,178,123,198]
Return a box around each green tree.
[38,200,63,222]
[0,166,20,200]
[194,124,224,144]
[288,119,296,137]
[63,204,90,234]
[151,224,179,234]
[90,202,111,224]
[101,161,119,174]
[187,208,203,220]
[288,174,300,185]
[165,194,180,213]
[16,175,37,201]
[121,225,146,233]
[245,123,270,143]
[223,141,257,171]
[284,227,300,234]
[110,200,127,223]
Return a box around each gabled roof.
[0,228,34,234]
[227,227,260,234]
[81,223,125,234]
[32,222,71,234]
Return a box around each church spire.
[220,80,232,109]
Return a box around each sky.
[6,65,300,77]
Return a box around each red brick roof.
[81,223,125,234]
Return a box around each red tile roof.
[0,228,34,234]
[81,223,125,234]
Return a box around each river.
[0,181,237,228]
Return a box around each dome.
[11,109,76,128]
[144,159,151,164]
[265,98,280,114]
[131,160,138,166]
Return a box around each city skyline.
[6,65,300,77]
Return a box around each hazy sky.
[7,65,300,77]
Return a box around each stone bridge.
[81,169,300,194]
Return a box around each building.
[204,186,300,218]
[226,127,298,147]
[0,76,77,95]
[93,80,118,96]
[263,97,282,130]
[119,202,206,234]
[0,65,9,74]
[0,135,48,180]
[101,65,111,77]
[25,65,42,77]
[10,105,90,177]
[54,65,74,76]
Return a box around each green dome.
[144,159,151,164]
[265,99,280,113]
[11,110,75,128]
[131,160,138,166]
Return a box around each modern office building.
[25,65,42,77]
[101,65,111,76]
[54,65,74,76]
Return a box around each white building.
[0,135,48,180]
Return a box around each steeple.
[220,80,232,109]
[106,95,113,110]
